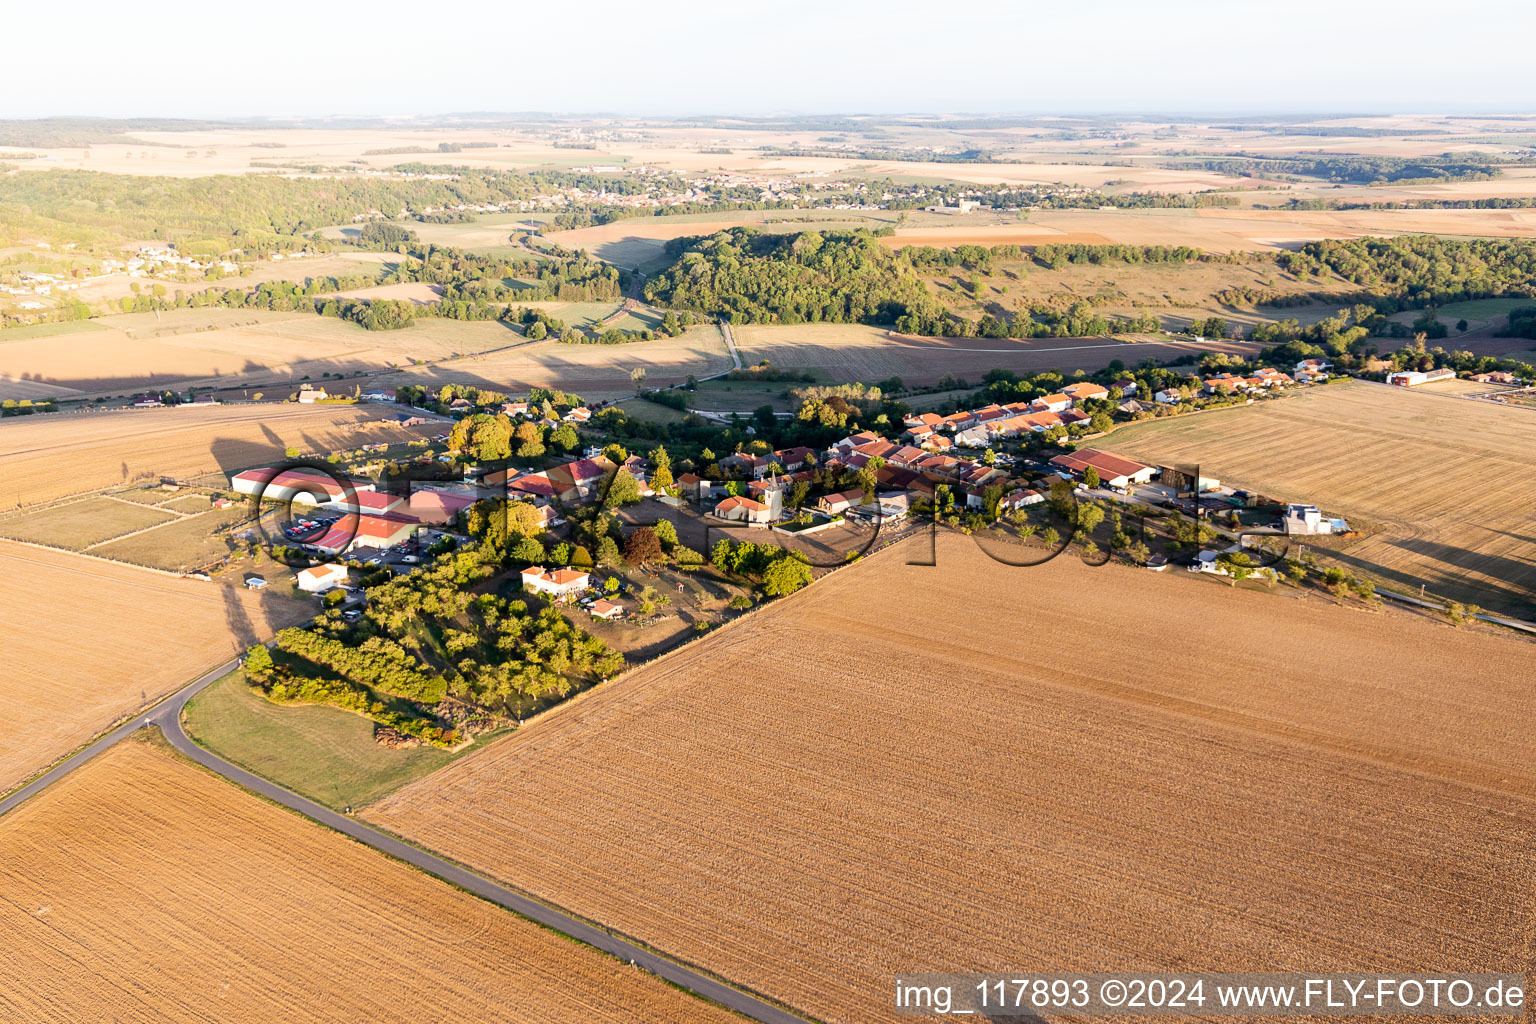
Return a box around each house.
[817,489,865,515]
[1387,368,1455,387]
[830,430,883,456]
[1283,503,1346,536]
[243,574,268,590]
[296,563,349,594]
[952,426,991,448]
[1030,393,1072,414]
[1058,409,1091,429]
[1062,382,1110,403]
[502,400,531,417]
[1203,373,1247,395]
[188,393,218,406]
[589,598,624,620]
[1154,389,1182,404]
[1471,370,1517,384]
[1112,379,1139,397]
[563,406,592,423]
[713,494,774,524]
[132,394,163,409]
[674,472,711,501]
[211,497,233,509]
[521,566,591,597]
[360,388,397,402]
[998,488,1044,511]
[297,388,328,403]
[448,398,473,413]
[1295,358,1331,375]
[1118,399,1149,415]
[1048,449,1157,489]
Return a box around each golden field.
[367,533,1536,1024]
[1107,380,1536,615]
[0,309,527,398]
[0,543,309,795]
[730,323,1251,385]
[0,741,740,1024]
[0,402,434,508]
[376,324,735,401]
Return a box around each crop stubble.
[368,534,1536,1024]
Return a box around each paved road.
[0,658,810,1024]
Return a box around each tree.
[1082,466,1101,490]
[623,526,663,565]
[244,644,274,679]
[603,469,642,508]
[596,535,623,566]
[284,446,300,459]
[550,423,580,452]
[652,518,678,548]
[761,555,813,597]
[630,367,647,387]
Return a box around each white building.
[1283,504,1346,536]
[296,563,349,593]
[520,566,591,597]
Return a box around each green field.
[686,379,794,413]
[182,671,498,811]
[1387,297,1533,331]
[0,496,178,549]
[612,397,688,424]
[0,319,112,342]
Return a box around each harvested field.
[1107,380,1536,614]
[0,741,742,1024]
[0,403,436,508]
[0,309,528,397]
[0,495,178,549]
[731,323,1252,386]
[377,325,733,402]
[91,505,256,571]
[882,207,1536,253]
[1414,377,1510,397]
[0,543,309,795]
[314,281,444,304]
[368,533,1536,1024]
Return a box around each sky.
[5,0,1536,119]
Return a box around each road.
[0,660,811,1024]
[719,319,744,370]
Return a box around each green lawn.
[687,379,794,413]
[613,397,687,424]
[182,670,497,811]
[0,319,111,342]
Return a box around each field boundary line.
[82,506,213,551]
[0,535,192,577]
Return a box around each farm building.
[310,513,418,555]
[1387,368,1456,387]
[1048,449,1157,489]
[231,468,369,506]
[296,563,349,594]
[817,489,865,515]
[1283,504,1348,536]
[521,566,591,597]
[297,388,329,403]
[325,490,405,516]
[1158,466,1221,495]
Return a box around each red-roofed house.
[817,489,865,514]
[1062,382,1110,403]
[310,513,419,555]
[713,495,773,524]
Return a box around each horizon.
[6,0,1536,120]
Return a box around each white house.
[297,387,328,403]
[998,488,1044,512]
[713,494,774,524]
[520,566,592,597]
[1154,389,1182,404]
[296,563,349,594]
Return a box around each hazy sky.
[5,0,1535,119]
